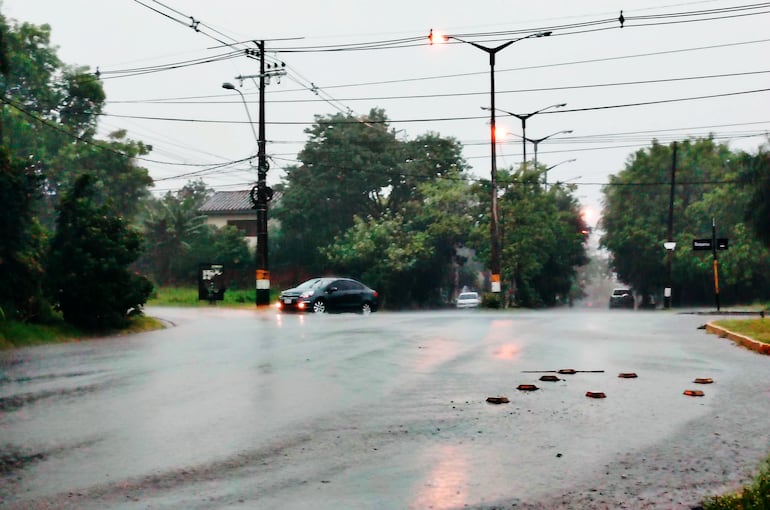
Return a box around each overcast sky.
[3,0,769,225]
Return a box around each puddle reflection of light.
[413,337,459,372]
[486,320,521,360]
[412,445,468,509]
[494,343,521,360]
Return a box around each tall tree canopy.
[601,138,770,305]
[273,108,400,275]
[0,16,152,228]
[273,109,471,283]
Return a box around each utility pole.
[233,41,285,307]
[664,141,677,309]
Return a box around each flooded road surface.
[1,308,769,509]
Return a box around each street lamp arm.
[222,82,259,145]
[545,158,577,172]
[530,129,573,144]
[439,31,551,56]
[482,102,567,122]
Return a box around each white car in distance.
[456,291,481,309]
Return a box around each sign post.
[692,219,728,311]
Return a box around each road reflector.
[539,375,561,382]
[486,396,509,404]
[693,378,714,384]
[558,368,577,374]
[585,391,606,398]
[618,372,638,378]
[517,384,539,391]
[684,389,705,397]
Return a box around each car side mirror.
[327,286,338,293]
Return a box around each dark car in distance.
[609,288,634,309]
[278,277,379,314]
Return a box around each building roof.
[199,190,254,214]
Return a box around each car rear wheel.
[361,302,372,315]
[312,299,327,313]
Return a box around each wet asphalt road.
[1,307,769,509]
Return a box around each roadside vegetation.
[702,459,770,510]
[713,317,770,343]
[0,314,164,350]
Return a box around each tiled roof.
[199,191,254,213]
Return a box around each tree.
[0,15,48,322]
[273,108,400,275]
[322,169,477,307]
[39,130,153,228]
[740,146,770,248]
[0,146,48,321]
[601,138,770,305]
[138,180,212,285]
[0,17,151,228]
[494,168,588,307]
[47,174,152,329]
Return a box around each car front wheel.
[312,299,327,313]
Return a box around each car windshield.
[295,278,328,290]
[612,289,630,296]
[459,292,478,299]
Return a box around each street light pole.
[528,129,573,170]
[430,29,551,294]
[483,103,566,167]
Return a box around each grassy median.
[712,317,770,344]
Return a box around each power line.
[1,95,256,168]
[104,69,770,105]
[97,86,770,125]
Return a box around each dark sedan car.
[278,277,379,314]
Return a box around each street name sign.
[692,238,729,251]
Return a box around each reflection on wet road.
[1,308,769,509]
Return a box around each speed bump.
[693,378,714,384]
[517,384,539,391]
[683,390,705,397]
[486,396,509,404]
[618,372,638,378]
[539,375,561,382]
[585,391,606,398]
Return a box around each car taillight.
[373,291,379,298]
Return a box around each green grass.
[147,286,278,307]
[713,318,770,343]
[0,315,165,350]
[703,459,770,509]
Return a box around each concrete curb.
[705,322,770,355]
